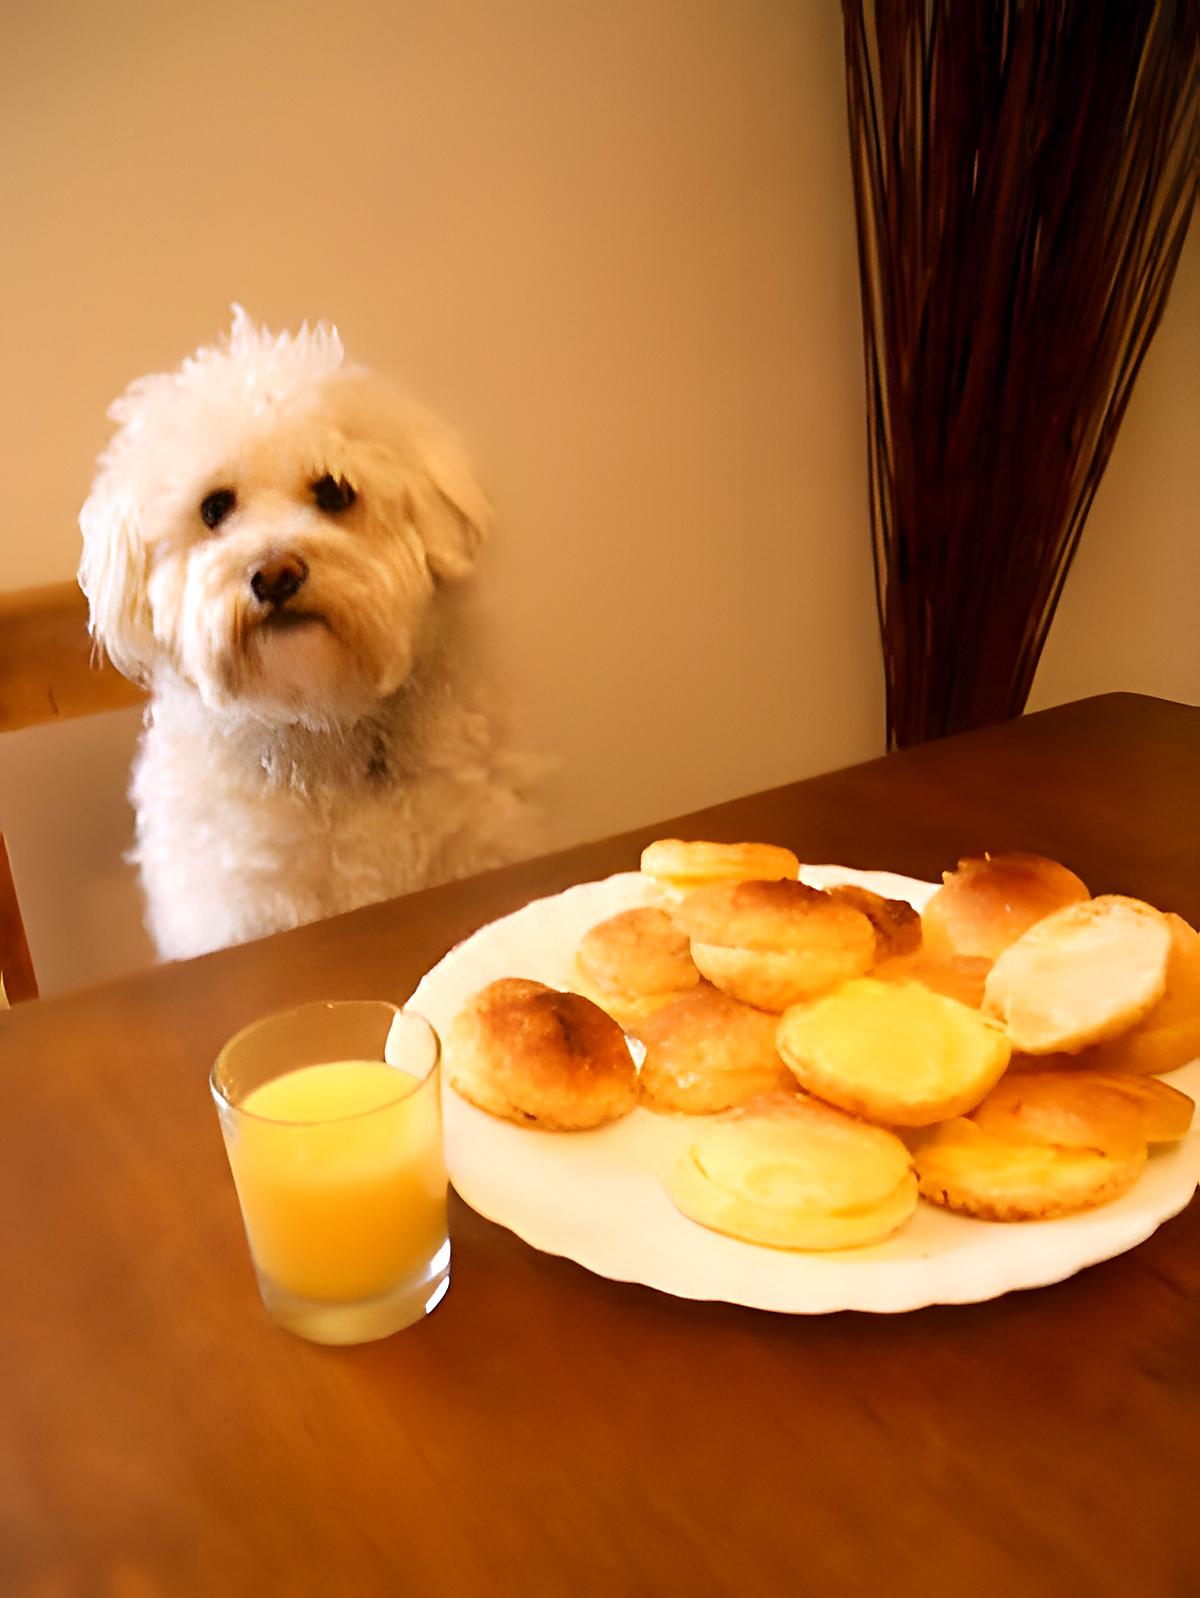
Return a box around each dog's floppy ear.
[406,426,493,582]
[78,474,157,684]
[325,370,492,582]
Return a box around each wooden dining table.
[2,690,1197,1596]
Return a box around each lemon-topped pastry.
[913,1118,1148,1221]
[664,1093,917,1250]
[775,976,1011,1125]
[913,1064,1194,1222]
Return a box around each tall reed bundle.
[842,0,1198,748]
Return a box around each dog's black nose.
[251,555,308,606]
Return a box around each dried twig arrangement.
[842,0,1198,747]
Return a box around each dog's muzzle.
[250,554,309,607]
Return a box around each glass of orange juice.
[211,1000,449,1345]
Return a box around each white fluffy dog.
[79,309,540,961]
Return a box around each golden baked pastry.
[921,852,1090,961]
[639,838,800,894]
[637,986,794,1115]
[674,880,876,1012]
[775,976,1011,1126]
[971,1069,1193,1151]
[871,948,992,1008]
[982,895,1172,1054]
[1092,1071,1196,1141]
[825,884,922,961]
[1008,912,1200,1076]
[446,978,638,1130]
[664,1093,918,1250]
[914,1117,1147,1221]
[573,907,701,1031]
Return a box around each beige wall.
[1,0,881,994]
[0,0,1194,996]
[1028,228,1200,712]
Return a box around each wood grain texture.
[0,581,144,732]
[0,693,1197,1595]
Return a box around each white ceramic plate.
[409,868,1200,1313]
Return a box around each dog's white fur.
[80,309,540,960]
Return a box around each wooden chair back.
[0,832,38,1005]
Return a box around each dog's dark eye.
[312,474,357,514]
[200,488,237,529]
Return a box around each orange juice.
[226,1060,447,1304]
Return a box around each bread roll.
[1086,1071,1195,1142]
[573,907,700,1031]
[637,986,794,1115]
[1009,912,1200,1076]
[871,949,992,1009]
[640,839,800,894]
[675,880,876,1012]
[775,976,1011,1126]
[447,978,638,1130]
[914,1117,1146,1221]
[825,884,922,961]
[664,1093,918,1249]
[971,1070,1193,1150]
[921,853,1090,960]
[982,895,1172,1054]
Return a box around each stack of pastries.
[444,840,1198,1254]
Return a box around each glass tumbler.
[212,1000,449,1345]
